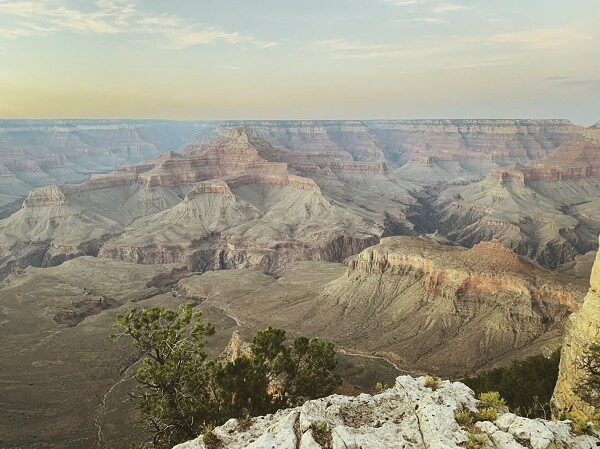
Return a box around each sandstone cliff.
[175,376,599,449]
[175,237,588,377]
[553,237,600,420]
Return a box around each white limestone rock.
[173,376,600,449]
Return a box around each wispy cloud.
[384,0,424,5]
[0,0,278,49]
[433,4,472,14]
[545,76,600,88]
[316,38,406,59]
[219,65,240,71]
[493,26,592,49]
[396,17,445,23]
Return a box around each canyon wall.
[553,238,600,419]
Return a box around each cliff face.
[431,153,600,269]
[211,119,585,165]
[308,237,586,375]
[553,238,600,419]
[176,237,588,377]
[175,376,599,449]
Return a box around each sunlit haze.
[0,0,598,124]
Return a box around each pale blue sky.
[0,0,598,124]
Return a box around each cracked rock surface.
[173,376,600,449]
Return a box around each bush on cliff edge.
[112,303,341,449]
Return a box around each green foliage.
[310,421,332,448]
[465,432,488,449]
[559,412,595,436]
[454,408,474,427]
[113,307,341,448]
[112,303,216,448]
[478,391,506,410]
[202,427,222,449]
[424,376,442,391]
[475,407,498,422]
[375,382,388,393]
[250,327,342,408]
[462,350,560,418]
[576,343,600,408]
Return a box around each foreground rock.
[553,237,600,420]
[174,376,599,449]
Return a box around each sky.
[0,0,599,125]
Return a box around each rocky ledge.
[174,376,599,449]
[349,237,586,309]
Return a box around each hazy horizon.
[1,0,599,125]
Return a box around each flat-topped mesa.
[22,186,69,208]
[553,238,600,420]
[226,173,321,192]
[487,140,600,184]
[348,236,585,309]
[367,119,584,159]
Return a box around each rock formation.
[175,376,600,449]
[2,119,598,274]
[430,141,600,269]
[176,236,588,376]
[0,119,199,212]
[553,237,600,420]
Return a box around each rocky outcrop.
[206,119,585,166]
[350,238,584,310]
[489,140,600,184]
[553,238,600,420]
[430,162,600,270]
[175,376,600,449]
[314,237,587,375]
[177,237,588,376]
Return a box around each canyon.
[176,236,588,376]
[1,119,599,281]
[1,118,599,448]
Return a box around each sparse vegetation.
[237,415,253,432]
[310,421,332,448]
[478,391,506,410]
[462,351,560,418]
[576,343,600,409]
[202,427,222,449]
[465,432,488,449]
[375,382,388,393]
[113,304,341,448]
[424,376,442,391]
[559,411,596,436]
[475,407,498,422]
[454,408,474,427]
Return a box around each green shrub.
[475,407,498,422]
[462,351,560,418]
[424,376,442,391]
[478,391,506,409]
[465,432,488,449]
[454,408,474,427]
[202,428,222,449]
[375,382,388,393]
